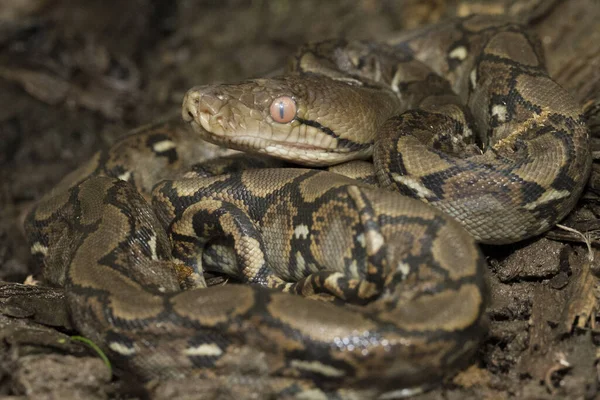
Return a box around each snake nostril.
[182,101,198,122]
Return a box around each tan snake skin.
[25,15,591,399]
[185,16,591,244]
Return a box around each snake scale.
[25,15,591,399]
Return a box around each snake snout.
[182,88,227,123]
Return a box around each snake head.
[183,75,399,166]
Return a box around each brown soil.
[1,1,600,399]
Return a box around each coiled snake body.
[25,16,591,399]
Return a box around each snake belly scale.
[25,15,590,399]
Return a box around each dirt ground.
[1,0,600,399]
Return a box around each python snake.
[25,15,591,399]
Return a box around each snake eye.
[270,96,296,123]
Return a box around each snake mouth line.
[191,117,335,151]
[190,121,336,153]
[190,100,347,152]
[187,119,367,166]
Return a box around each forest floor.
[1,1,600,399]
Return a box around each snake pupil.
[270,96,297,123]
